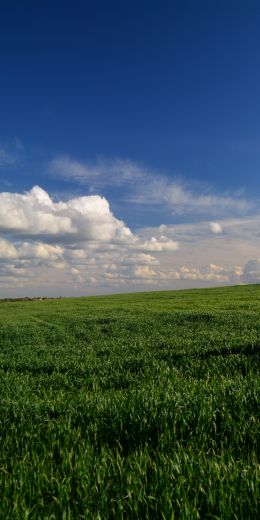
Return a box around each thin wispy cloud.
[0,139,25,169]
[129,176,254,216]
[49,156,147,187]
[0,146,17,167]
[49,155,254,218]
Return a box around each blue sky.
[0,1,260,296]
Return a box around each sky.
[0,0,260,297]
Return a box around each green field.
[0,285,259,519]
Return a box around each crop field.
[0,285,259,519]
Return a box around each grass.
[0,284,259,519]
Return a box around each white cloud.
[209,222,223,234]
[0,186,133,243]
[49,156,147,186]
[173,263,242,282]
[138,215,260,247]
[243,259,260,282]
[0,183,260,297]
[131,177,253,217]
[0,185,182,295]
[133,265,157,278]
[140,236,179,252]
[0,238,17,259]
[18,242,64,261]
[115,253,158,265]
[49,155,254,218]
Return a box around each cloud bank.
[0,184,259,297]
[0,186,180,295]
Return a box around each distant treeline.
[0,296,62,302]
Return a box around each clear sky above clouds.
[0,0,260,296]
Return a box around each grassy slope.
[0,285,259,519]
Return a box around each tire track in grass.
[31,315,77,344]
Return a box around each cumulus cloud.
[173,263,242,282]
[0,238,17,259]
[0,186,133,243]
[243,259,260,282]
[0,185,183,295]
[0,238,65,284]
[116,253,159,266]
[209,222,223,234]
[0,182,259,297]
[18,242,64,261]
[140,236,179,252]
[133,265,157,278]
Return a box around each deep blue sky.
[0,0,260,199]
[1,1,260,296]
